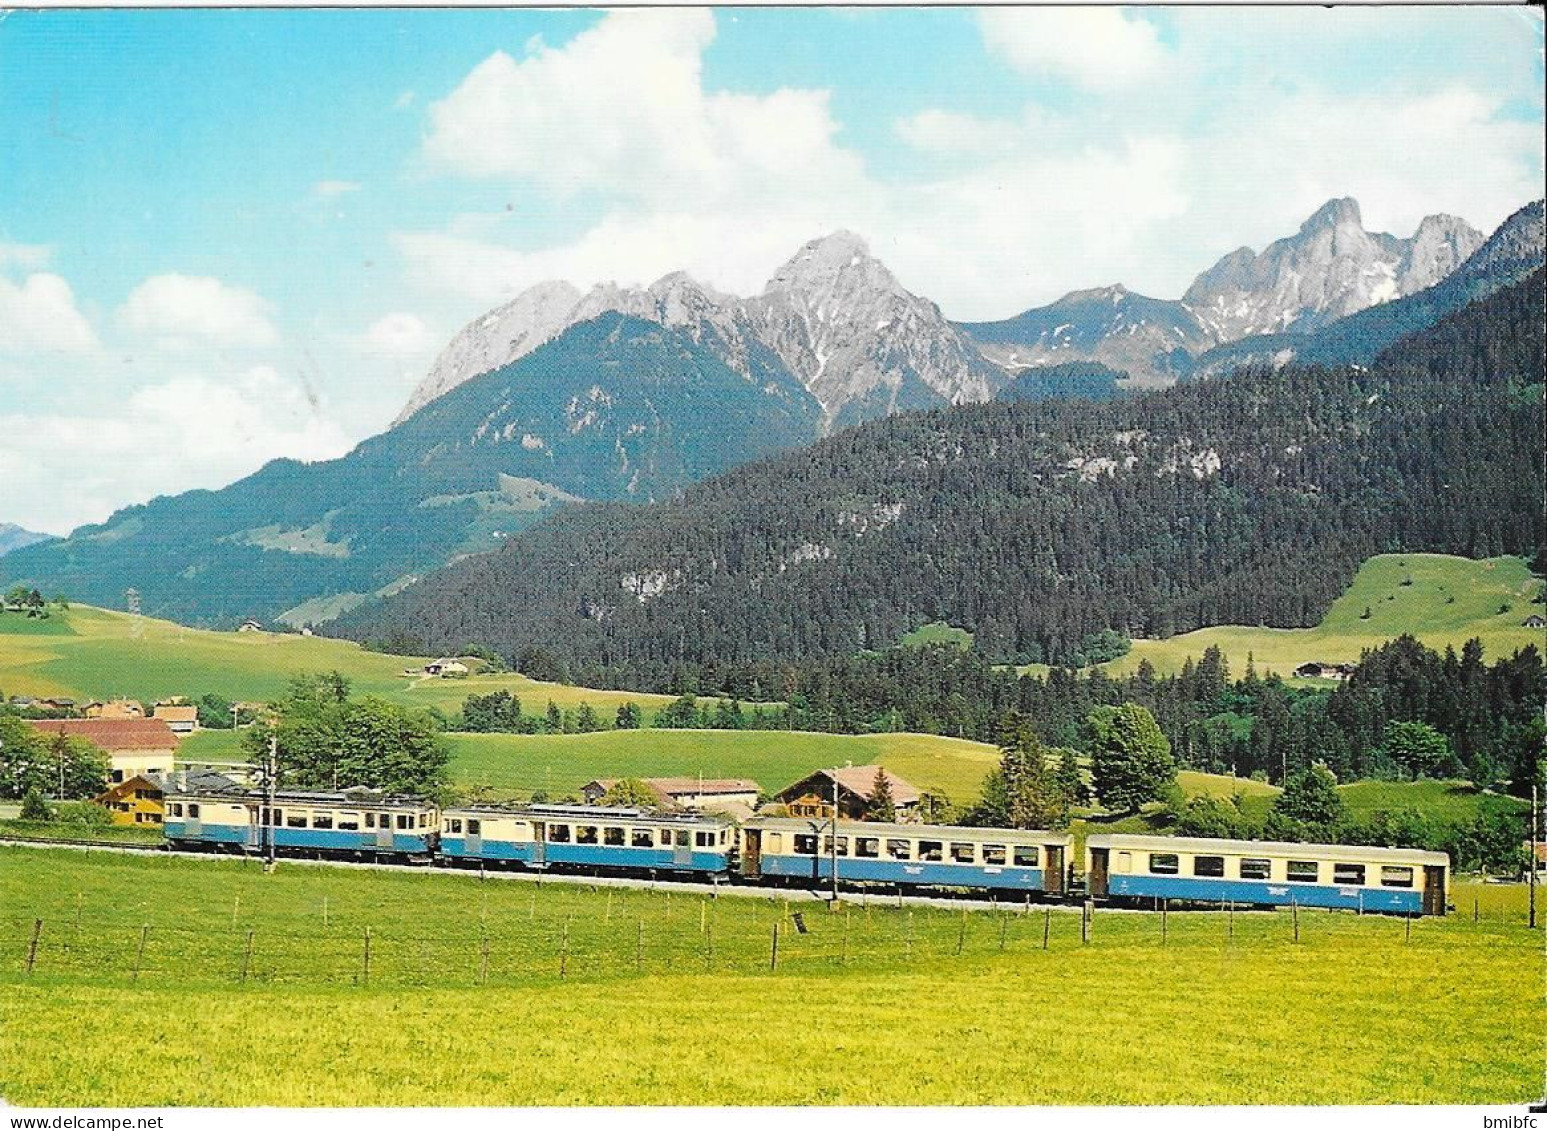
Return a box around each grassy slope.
[1021,554,1543,679]
[0,847,1537,1106]
[445,728,1001,800]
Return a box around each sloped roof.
[27,717,179,751]
[777,765,921,805]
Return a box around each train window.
[1287,860,1318,883]
[886,839,912,860]
[696,831,712,848]
[548,825,571,843]
[397,815,412,830]
[720,830,728,846]
[188,804,201,818]
[287,814,307,828]
[950,843,976,864]
[449,819,463,834]
[856,837,880,858]
[338,817,360,831]
[467,819,481,836]
[675,830,691,848]
[169,803,183,817]
[1239,859,1271,880]
[794,834,818,855]
[1333,863,1366,886]
[418,814,427,829]
[1193,856,1226,878]
[576,826,598,844]
[366,813,376,829]
[767,833,784,853]
[1149,853,1179,875]
[982,844,1006,865]
[313,813,334,830]
[1381,866,1414,888]
[631,829,654,848]
[605,827,626,846]
[1013,846,1039,868]
[822,836,850,857]
[659,829,673,847]
[918,840,943,862]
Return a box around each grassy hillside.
[0,604,677,719]
[1096,554,1544,679]
[0,847,1537,1105]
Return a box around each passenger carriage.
[439,804,736,877]
[163,786,440,861]
[1085,833,1449,915]
[741,816,1071,896]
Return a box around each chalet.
[1521,614,1545,629]
[153,702,199,735]
[581,777,761,814]
[1292,661,1357,681]
[83,699,146,720]
[94,767,238,827]
[775,764,921,822]
[423,658,470,678]
[27,717,179,783]
[238,619,263,633]
[34,697,77,713]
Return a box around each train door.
[531,822,547,867]
[1089,848,1110,897]
[246,805,260,851]
[1044,844,1065,894]
[674,829,693,868]
[1422,865,1446,916]
[464,818,482,857]
[742,829,763,877]
[375,813,394,850]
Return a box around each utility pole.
[264,734,277,873]
[830,778,840,904]
[1530,782,1539,931]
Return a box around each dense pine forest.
[340,270,1544,687]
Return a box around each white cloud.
[0,366,352,536]
[359,312,438,357]
[313,179,361,198]
[0,242,51,271]
[0,272,99,355]
[978,8,1168,90]
[119,274,279,348]
[894,109,1021,157]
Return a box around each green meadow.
[0,846,1538,1106]
[1100,554,1544,679]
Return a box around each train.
[161,784,1451,915]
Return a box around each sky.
[1,5,1542,536]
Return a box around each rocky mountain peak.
[1299,196,1363,235]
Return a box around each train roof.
[164,786,435,807]
[442,802,735,826]
[745,815,1072,844]
[1086,832,1449,867]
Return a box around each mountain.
[1190,198,1544,377]
[1182,198,1482,340]
[0,524,52,559]
[958,284,1209,386]
[395,231,1006,435]
[335,270,1545,686]
[994,361,1126,403]
[1,315,823,628]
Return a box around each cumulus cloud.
[119,274,279,348]
[0,271,99,355]
[977,8,1168,90]
[0,366,353,535]
[358,312,438,357]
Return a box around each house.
[581,777,761,813]
[93,767,238,827]
[1521,614,1545,629]
[1292,661,1356,680]
[27,717,179,783]
[423,658,470,678]
[34,697,77,713]
[775,764,921,822]
[153,702,199,735]
[83,699,146,720]
[238,619,263,633]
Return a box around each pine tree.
[866,767,896,821]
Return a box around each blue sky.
[1,6,1542,535]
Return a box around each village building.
[1292,661,1357,680]
[1521,614,1545,629]
[422,658,470,677]
[93,767,238,827]
[774,764,921,822]
[581,777,761,815]
[83,699,146,720]
[152,702,199,735]
[27,717,179,783]
[238,619,263,633]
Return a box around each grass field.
[0,846,1538,1106]
[1019,554,1543,679]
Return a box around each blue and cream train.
[161,785,1449,914]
